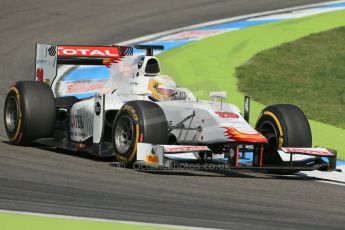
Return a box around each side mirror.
[244,96,250,122]
[209,91,227,100]
[209,91,227,110]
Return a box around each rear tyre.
[112,101,169,166]
[255,104,312,174]
[4,81,56,145]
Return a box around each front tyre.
[256,104,311,149]
[255,104,312,173]
[112,101,169,166]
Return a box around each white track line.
[300,165,345,183]
[118,0,345,45]
[318,180,345,187]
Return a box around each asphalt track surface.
[1,1,345,229]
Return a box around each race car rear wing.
[34,43,133,85]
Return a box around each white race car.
[3,43,337,172]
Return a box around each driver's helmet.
[148,75,176,101]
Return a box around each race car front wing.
[136,143,338,172]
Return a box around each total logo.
[57,46,120,57]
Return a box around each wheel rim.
[258,121,278,147]
[5,95,19,133]
[114,115,134,155]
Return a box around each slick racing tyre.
[255,104,312,173]
[4,81,56,145]
[112,101,169,166]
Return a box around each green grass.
[237,27,345,129]
[0,212,175,230]
[158,10,345,159]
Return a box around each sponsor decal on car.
[163,145,210,153]
[146,148,159,165]
[57,46,120,57]
[282,147,334,156]
[119,46,133,56]
[95,102,101,116]
[36,68,44,82]
[70,106,93,140]
[123,105,138,121]
[64,81,106,94]
[215,111,239,119]
[47,46,56,56]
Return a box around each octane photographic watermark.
[113,160,232,171]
